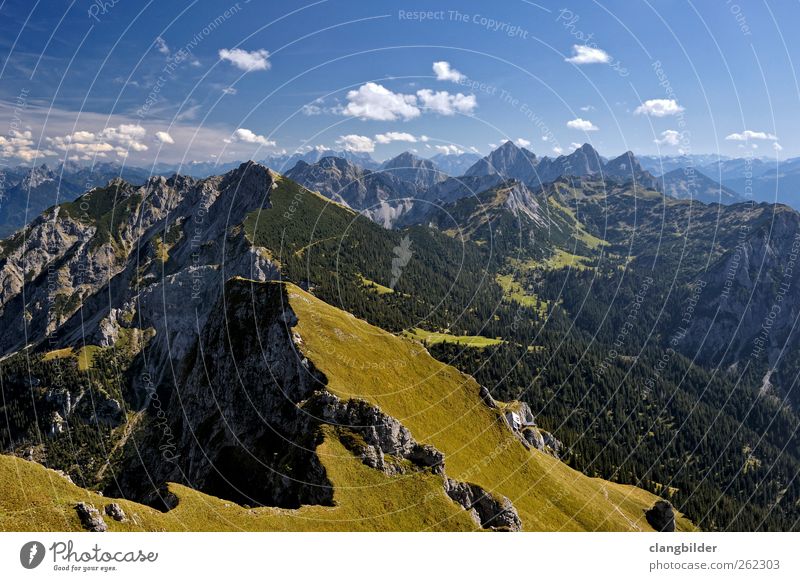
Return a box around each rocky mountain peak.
[379,151,445,189]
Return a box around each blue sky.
[1,0,798,166]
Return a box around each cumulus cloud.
[0,130,56,162]
[725,130,778,141]
[565,45,611,64]
[434,144,464,155]
[336,134,375,152]
[516,138,531,147]
[570,142,583,150]
[654,129,681,146]
[552,146,564,155]
[634,99,684,117]
[433,61,465,82]
[375,131,417,144]
[416,89,476,116]
[231,128,276,147]
[342,83,477,120]
[46,123,149,159]
[567,118,599,131]
[343,82,420,121]
[155,131,175,144]
[219,48,271,72]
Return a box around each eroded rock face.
[646,500,676,532]
[74,502,107,532]
[104,503,126,522]
[111,280,330,510]
[110,280,522,531]
[306,391,444,475]
[0,162,278,383]
[444,478,522,531]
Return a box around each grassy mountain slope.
[0,280,692,532]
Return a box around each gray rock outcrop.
[74,502,108,532]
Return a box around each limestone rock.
[104,503,126,522]
[444,478,522,531]
[74,502,108,532]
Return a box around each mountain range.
[1,149,800,531]
[5,142,798,240]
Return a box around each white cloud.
[565,45,611,65]
[301,99,324,116]
[416,89,476,116]
[774,142,783,151]
[552,146,564,155]
[155,131,174,144]
[0,104,264,164]
[336,134,375,152]
[634,99,684,117]
[219,48,271,72]
[580,105,595,112]
[570,142,583,150]
[516,138,531,147]
[654,129,681,146]
[46,123,149,159]
[375,131,417,144]
[155,36,170,56]
[343,82,420,121]
[0,130,56,162]
[725,130,778,141]
[433,61,465,82]
[567,118,599,131]
[341,83,477,120]
[420,135,430,142]
[434,144,464,155]
[222,86,237,95]
[232,128,276,147]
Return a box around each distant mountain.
[462,141,657,191]
[429,152,481,176]
[638,154,733,175]
[0,162,152,237]
[702,159,800,207]
[639,155,800,208]
[379,152,447,190]
[285,156,415,227]
[270,149,379,173]
[660,168,743,204]
[465,141,538,182]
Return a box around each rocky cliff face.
[112,279,522,530]
[683,206,800,375]
[379,152,447,190]
[0,161,278,388]
[285,157,418,227]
